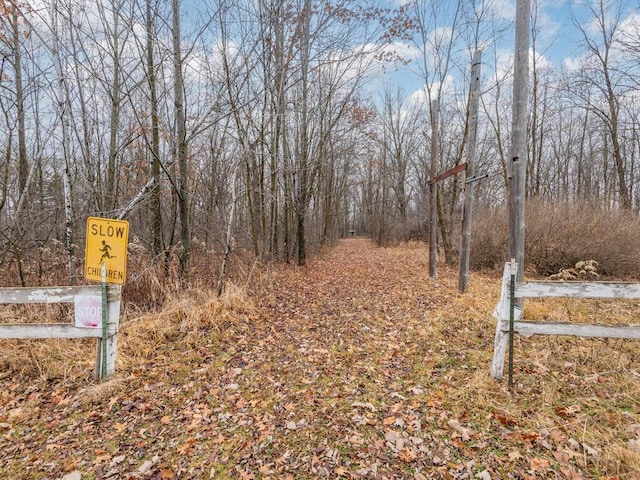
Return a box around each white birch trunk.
[51,0,76,280]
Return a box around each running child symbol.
[99,240,116,263]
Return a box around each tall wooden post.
[508,0,530,285]
[458,50,482,293]
[429,99,439,278]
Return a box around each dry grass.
[0,239,638,479]
[472,201,640,278]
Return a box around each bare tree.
[98,0,127,213]
[376,88,421,238]
[146,0,163,258]
[410,0,464,272]
[571,0,632,209]
[10,6,28,197]
[50,0,76,279]
[172,0,190,275]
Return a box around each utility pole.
[459,50,482,293]
[508,0,530,284]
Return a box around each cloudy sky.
[374,0,640,101]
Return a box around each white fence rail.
[0,285,122,379]
[491,263,640,379]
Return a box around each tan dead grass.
[0,282,256,382]
[119,282,258,370]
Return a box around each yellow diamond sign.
[84,217,129,284]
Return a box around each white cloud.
[408,74,455,107]
[427,26,455,49]
[409,88,427,106]
[563,56,581,72]
[206,38,241,77]
[532,49,553,71]
[617,11,640,50]
[619,11,640,35]
[535,10,562,43]
[494,48,515,80]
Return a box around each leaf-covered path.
[1,238,638,479]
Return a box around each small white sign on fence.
[74,295,102,328]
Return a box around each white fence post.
[94,288,122,380]
[491,263,523,379]
[490,264,510,379]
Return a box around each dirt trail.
[246,238,459,399]
[206,238,495,477]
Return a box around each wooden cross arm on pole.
[430,163,466,184]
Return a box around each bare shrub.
[470,201,640,279]
[469,205,508,271]
[525,200,640,278]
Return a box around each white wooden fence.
[491,263,640,379]
[0,285,122,380]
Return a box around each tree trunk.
[106,0,121,213]
[217,166,238,296]
[51,0,76,280]
[606,80,630,209]
[147,0,163,257]
[429,100,439,278]
[296,0,311,266]
[172,0,190,276]
[0,125,11,213]
[12,10,28,198]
